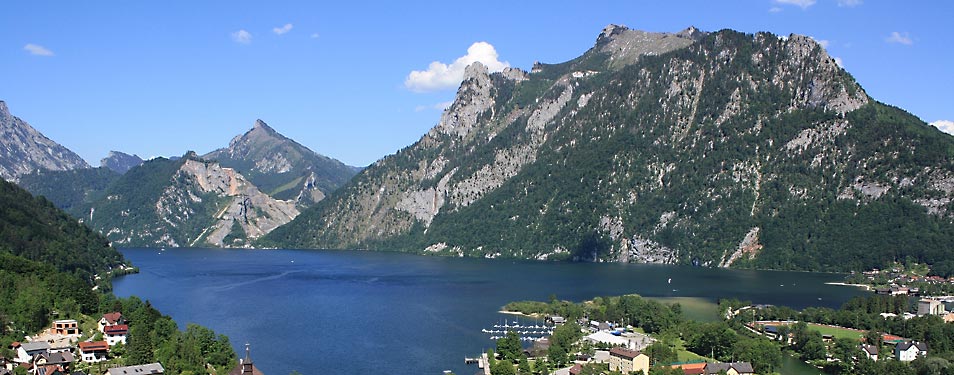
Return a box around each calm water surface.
[113,248,864,375]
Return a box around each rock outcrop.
[0,101,90,181]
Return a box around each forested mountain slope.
[264,26,954,272]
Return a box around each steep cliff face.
[203,120,357,208]
[264,26,954,272]
[0,101,90,181]
[100,151,144,174]
[86,154,298,248]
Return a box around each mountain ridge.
[0,100,90,181]
[262,26,954,272]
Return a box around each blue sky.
[2,1,952,167]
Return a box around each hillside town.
[0,312,262,375]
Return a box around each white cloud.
[24,43,54,56]
[810,37,830,48]
[231,29,252,44]
[931,120,954,135]
[774,0,816,9]
[310,33,320,39]
[415,101,455,112]
[834,57,844,67]
[886,31,913,45]
[769,6,783,12]
[404,42,510,92]
[273,23,293,35]
[838,0,862,7]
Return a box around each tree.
[518,356,531,375]
[497,330,523,362]
[731,338,781,374]
[645,341,677,366]
[491,359,516,375]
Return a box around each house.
[568,364,582,375]
[670,362,707,375]
[228,345,265,375]
[50,320,79,336]
[608,347,649,375]
[107,363,164,375]
[77,342,108,363]
[860,344,879,361]
[894,341,928,362]
[34,352,74,371]
[13,342,50,363]
[104,325,128,346]
[917,299,946,316]
[549,316,566,325]
[98,313,124,333]
[703,362,754,375]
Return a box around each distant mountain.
[0,100,90,181]
[263,26,954,272]
[83,152,299,248]
[101,151,144,174]
[18,167,120,216]
[203,119,357,208]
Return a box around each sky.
[2,1,952,167]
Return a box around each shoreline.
[498,310,545,319]
[824,282,872,290]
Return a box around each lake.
[113,248,864,375]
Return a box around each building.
[568,364,582,375]
[107,363,164,375]
[13,342,50,363]
[98,313,124,333]
[918,299,946,316]
[50,320,79,336]
[894,341,928,362]
[670,362,707,375]
[549,316,566,325]
[78,341,109,363]
[608,347,649,375]
[703,362,754,375]
[104,325,129,346]
[860,344,878,361]
[228,345,265,375]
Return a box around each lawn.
[673,338,715,363]
[807,323,865,341]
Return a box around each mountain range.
[3,107,357,248]
[262,25,954,272]
[0,100,90,182]
[4,25,954,272]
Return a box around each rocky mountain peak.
[0,100,90,181]
[593,24,697,69]
[463,61,489,81]
[101,151,144,174]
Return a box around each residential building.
[670,362,707,375]
[894,341,928,362]
[104,325,128,346]
[107,363,164,375]
[703,362,754,375]
[98,313,124,333]
[918,299,946,316]
[228,345,265,375]
[568,364,582,375]
[860,344,878,361]
[13,342,50,363]
[608,347,649,375]
[78,342,108,363]
[50,320,79,336]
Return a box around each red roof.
[609,347,643,360]
[671,363,707,375]
[105,324,129,335]
[102,312,122,324]
[79,341,109,352]
[569,364,583,375]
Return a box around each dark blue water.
[112,248,864,375]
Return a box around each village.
[0,312,263,375]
